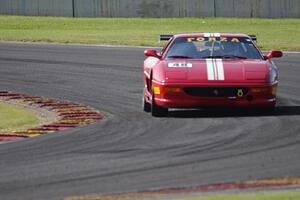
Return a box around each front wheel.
[252,104,276,115]
[151,92,168,117]
[143,96,151,113]
[261,105,276,114]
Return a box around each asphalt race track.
[0,42,300,200]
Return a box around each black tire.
[262,105,276,114]
[253,105,276,115]
[151,91,168,117]
[143,96,151,113]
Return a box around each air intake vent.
[184,87,248,97]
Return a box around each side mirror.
[265,51,283,59]
[144,49,161,59]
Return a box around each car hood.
[162,59,269,83]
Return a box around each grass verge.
[0,15,300,51]
[0,102,40,133]
[64,190,300,200]
[177,190,300,200]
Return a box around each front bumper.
[149,82,277,108]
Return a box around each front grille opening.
[184,87,249,97]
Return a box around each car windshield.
[165,37,263,60]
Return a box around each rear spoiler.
[160,35,173,41]
[160,34,257,42]
[248,35,257,42]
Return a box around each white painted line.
[1,41,300,53]
[0,40,157,49]
[282,51,300,54]
[263,51,300,54]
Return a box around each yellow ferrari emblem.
[237,89,244,97]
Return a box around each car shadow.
[168,106,300,118]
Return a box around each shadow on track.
[168,106,300,118]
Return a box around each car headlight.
[269,67,278,84]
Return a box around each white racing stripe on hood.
[206,59,225,81]
[206,59,215,80]
[216,59,225,80]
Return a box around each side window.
[243,43,262,59]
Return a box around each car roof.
[173,33,250,38]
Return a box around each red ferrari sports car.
[143,33,282,117]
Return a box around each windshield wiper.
[168,55,194,59]
[201,56,224,59]
[202,55,248,59]
[222,55,247,59]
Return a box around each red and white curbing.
[64,178,300,200]
[0,91,102,142]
